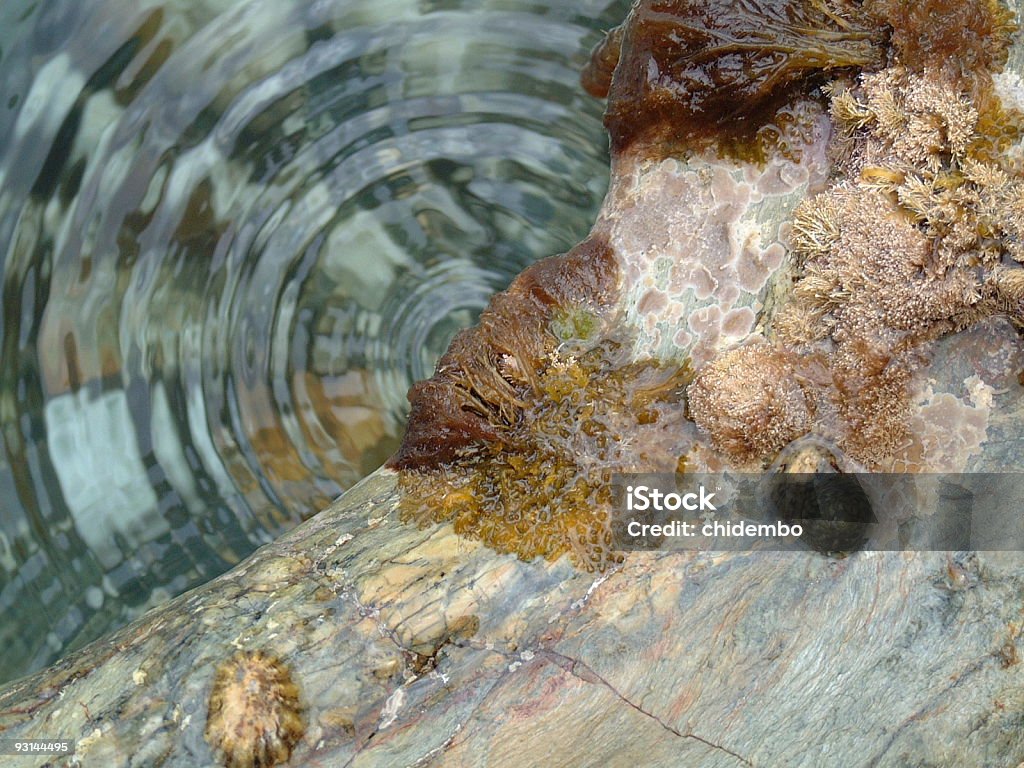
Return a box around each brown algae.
[687,0,1023,469]
[583,0,889,161]
[396,337,692,571]
[687,343,812,463]
[391,0,1023,566]
[391,235,693,571]
[389,234,620,471]
[867,0,1017,78]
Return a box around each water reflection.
[0,0,622,683]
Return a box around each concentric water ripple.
[0,0,623,683]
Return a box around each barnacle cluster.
[205,650,305,768]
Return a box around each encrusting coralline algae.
[391,0,1024,569]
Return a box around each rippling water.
[0,0,622,684]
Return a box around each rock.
[3,2,1024,767]
[1,471,1023,766]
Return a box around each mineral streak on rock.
[583,0,889,161]
[205,650,305,768]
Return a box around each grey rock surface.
[2,3,1024,767]
[1,468,1023,766]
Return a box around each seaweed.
[775,55,1024,467]
[388,234,619,470]
[396,338,693,571]
[390,233,694,571]
[866,0,1017,78]
[583,0,889,160]
[389,0,1023,566]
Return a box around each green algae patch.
[550,306,601,344]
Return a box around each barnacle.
[205,650,304,768]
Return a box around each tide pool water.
[0,0,623,684]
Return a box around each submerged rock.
[2,1,1024,766]
[393,0,1024,565]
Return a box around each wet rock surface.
[2,1,1024,766]
[2,472,1023,766]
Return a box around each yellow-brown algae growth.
[397,337,693,571]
